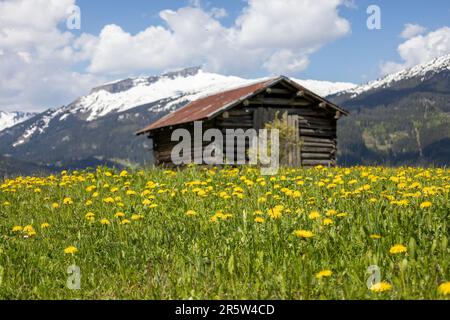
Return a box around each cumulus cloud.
[0,0,351,111]
[381,27,450,75]
[0,0,104,111]
[400,23,426,39]
[87,0,351,76]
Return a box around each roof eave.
[281,76,350,116]
[204,77,282,120]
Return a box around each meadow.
[0,165,449,300]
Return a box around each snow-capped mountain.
[3,67,357,149]
[70,67,259,122]
[0,111,36,132]
[293,79,356,97]
[336,53,450,99]
[2,58,449,172]
[46,67,356,123]
[329,54,450,167]
[0,67,358,169]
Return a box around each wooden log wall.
[151,81,339,168]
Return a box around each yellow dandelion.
[12,226,23,232]
[85,185,96,192]
[120,219,131,225]
[40,223,50,229]
[316,269,333,279]
[389,244,407,254]
[131,214,143,221]
[370,281,392,293]
[85,212,95,221]
[23,225,34,233]
[119,170,128,177]
[26,230,37,237]
[308,211,321,220]
[100,218,110,225]
[438,282,450,295]
[254,217,265,223]
[294,230,314,239]
[370,234,382,239]
[63,197,73,205]
[185,210,197,217]
[322,218,334,226]
[103,197,115,204]
[64,246,78,255]
[268,206,283,219]
[115,212,125,218]
[420,201,432,209]
[52,202,60,209]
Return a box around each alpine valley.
[1,54,450,176]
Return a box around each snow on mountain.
[0,111,35,132]
[71,68,260,122]
[67,67,356,122]
[292,79,357,97]
[341,54,450,98]
[7,67,358,147]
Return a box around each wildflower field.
[0,166,449,300]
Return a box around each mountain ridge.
[0,111,36,132]
[1,56,449,174]
[329,54,450,166]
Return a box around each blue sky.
[73,0,450,83]
[1,0,450,111]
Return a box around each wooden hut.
[136,76,349,167]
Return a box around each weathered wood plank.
[302,141,336,148]
[248,98,311,106]
[302,147,335,153]
[301,153,332,160]
[301,136,336,143]
[302,159,336,166]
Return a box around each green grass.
[0,166,449,299]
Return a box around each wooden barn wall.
[151,81,339,167]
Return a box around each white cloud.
[210,7,227,19]
[381,27,450,75]
[236,0,350,50]
[0,0,351,111]
[0,0,104,112]
[263,50,310,74]
[87,0,351,76]
[400,23,426,39]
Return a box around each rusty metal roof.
[136,76,348,135]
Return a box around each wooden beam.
[335,111,342,120]
[301,153,332,160]
[248,98,311,106]
[302,159,336,166]
[268,88,292,94]
[297,90,306,98]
